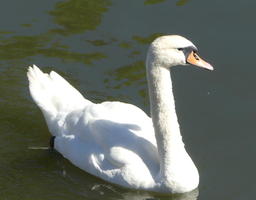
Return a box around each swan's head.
[147,35,213,70]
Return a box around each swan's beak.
[187,51,214,71]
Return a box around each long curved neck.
[146,55,186,185]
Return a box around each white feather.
[27,35,207,193]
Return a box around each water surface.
[1,0,256,199]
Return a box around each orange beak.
[187,51,214,71]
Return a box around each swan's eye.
[193,52,200,60]
[178,48,184,51]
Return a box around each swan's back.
[27,65,160,190]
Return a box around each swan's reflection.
[90,183,199,200]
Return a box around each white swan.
[27,35,213,194]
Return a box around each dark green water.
[1,0,255,199]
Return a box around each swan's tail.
[27,65,91,136]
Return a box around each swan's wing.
[55,101,159,186]
[88,117,159,169]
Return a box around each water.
[0,0,255,199]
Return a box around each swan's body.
[27,35,213,193]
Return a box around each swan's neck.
[146,57,194,190]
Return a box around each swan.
[27,35,213,194]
